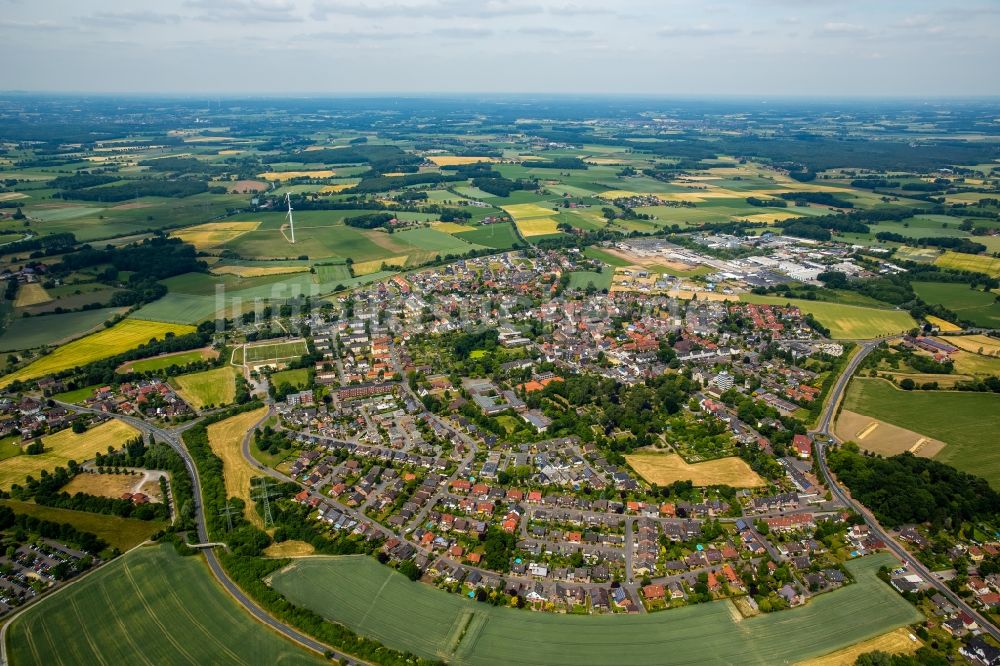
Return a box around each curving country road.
[810,343,1000,642]
[44,402,363,664]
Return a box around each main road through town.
[810,342,1000,642]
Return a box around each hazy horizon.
[1,0,999,96]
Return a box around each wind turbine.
[285,192,296,244]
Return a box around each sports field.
[626,453,765,488]
[912,281,1000,328]
[740,295,916,339]
[0,319,195,387]
[0,420,140,490]
[843,378,1000,487]
[270,552,919,666]
[934,251,1000,277]
[170,366,239,409]
[243,339,308,364]
[5,544,324,666]
[0,499,165,551]
[207,406,269,526]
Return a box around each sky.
[1,0,999,96]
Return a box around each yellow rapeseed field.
[0,319,196,388]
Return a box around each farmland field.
[243,339,308,363]
[842,378,1000,487]
[626,453,765,488]
[270,552,919,666]
[0,420,140,490]
[211,264,310,278]
[0,499,165,551]
[934,250,1000,277]
[170,221,261,250]
[5,544,324,666]
[0,308,126,352]
[170,366,239,409]
[453,223,521,249]
[207,406,269,526]
[0,319,195,387]
[13,283,51,307]
[912,281,1000,328]
[940,334,1000,356]
[739,295,916,339]
[798,628,920,666]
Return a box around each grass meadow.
[169,366,239,409]
[0,420,141,490]
[912,281,1000,328]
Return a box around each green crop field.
[244,339,308,363]
[0,500,165,552]
[740,295,916,339]
[392,227,484,254]
[270,553,919,666]
[454,223,521,249]
[912,281,1000,328]
[843,378,1000,487]
[5,544,323,666]
[0,308,126,352]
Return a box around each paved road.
[810,342,1000,642]
[49,402,364,664]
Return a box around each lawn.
[170,366,239,409]
[117,347,215,373]
[912,281,1000,328]
[243,339,308,364]
[0,419,141,490]
[0,500,165,552]
[740,294,916,339]
[270,552,919,666]
[208,406,270,527]
[934,251,1000,277]
[5,544,324,666]
[843,378,1000,488]
[0,308,126,352]
[626,453,765,488]
[567,271,612,291]
[269,367,311,389]
[0,319,196,387]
